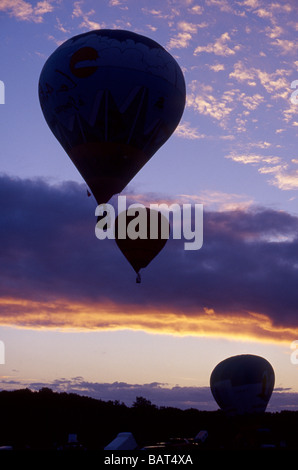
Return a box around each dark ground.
[0,388,297,452]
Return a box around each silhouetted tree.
[132,396,156,409]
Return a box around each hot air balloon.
[38,29,186,205]
[210,354,275,416]
[114,206,169,282]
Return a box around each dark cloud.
[1,174,298,336]
[32,379,215,410]
[0,377,296,412]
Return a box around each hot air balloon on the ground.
[39,29,186,205]
[210,354,275,416]
[114,207,169,283]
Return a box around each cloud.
[192,190,254,212]
[262,166,298,191]
[194,32,241,56]
[226,153,281,165]
[47,34,64,46]
[55,17,70,34]
[188,4,203,14]
[175,121,206,139]
[226,152,298,190]
[229,61,292,100]
[265,25,284,39]
[141,7,180,20]
[186,81,234,127]
[282,102,298,124]
[109,0,126,6]
[175,20,208,35]
[30,379,216,410]
[186,82,264,132]
[256,70,291,100]
[141,7,162,16]
[269,390,298,412]
[240,0,293,24]
[239,92,264,110]
[167,32,192,49]
[177,20,198,34]
[1,176,298,342]
[254,7,273,20]
[271,38,297,55]
[208,63,225,72]
[146,24,157,32]
[34,0,52,15]
[240,0,260,8]
[229,61,257,86]
[72,1,103,29]
[0,0,53,22]
[249,141,272,149]
[0,377,215,410]
[205,0,245,16]
[1,376,297,412]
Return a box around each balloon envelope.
[39,29,186,205]
[210,354,275,416]
[114,207,169,280]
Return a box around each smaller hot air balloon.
[210,354,275,416]
[114,207,169,283]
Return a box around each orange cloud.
[0,297,296,344]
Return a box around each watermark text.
[290,80,298,105]
[95,196,203,251]
[290,340,298,364]
[0,80,4,104]
[0,341,4,364]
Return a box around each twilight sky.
[0,0,297,412]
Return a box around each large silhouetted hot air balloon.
[114,207,169,282]
[210,354,275,416]
[39,29,186,205]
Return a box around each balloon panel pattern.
[210,355,275,416]
[39,30,186,204]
